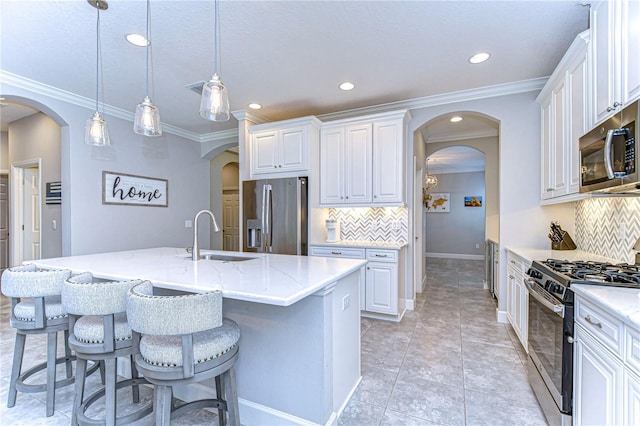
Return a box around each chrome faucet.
[192,210,221,261]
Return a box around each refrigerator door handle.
[263,184,273,252]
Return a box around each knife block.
[551,232,577,250]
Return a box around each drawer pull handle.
[374,254,388,258]
[585,315,603,329]
[331,251,342,255]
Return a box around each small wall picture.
[464,196,483,207]
[425,192,450,213]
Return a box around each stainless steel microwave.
[579,101,639,194]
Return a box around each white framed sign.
[102,171,168,207]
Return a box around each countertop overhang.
[28,247,367,306]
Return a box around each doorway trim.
[10,158,42,267]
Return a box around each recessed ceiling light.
[248,103,262,110]
[339,82,355,91]
[125,33,149,47]
[450,116,463,123]
[469,52,490,64]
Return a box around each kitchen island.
[30,247,366,426]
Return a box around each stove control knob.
[528,270,542,280]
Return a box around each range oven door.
[525,279,573,415]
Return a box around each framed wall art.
[425,192,450,213]
[103,171,168,207]
[464,196,482,207]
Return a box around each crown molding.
[2,69,547,144]
[1,69,204,142]
[318,77,549,122]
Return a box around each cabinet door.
[591,0,619,124]
[512,270,524,342]
[372,119,403,203]
[540,98,554,200]
[344,124,372,204]
[252,131,279,175]
[279,127,306,171]
[506,265,516,326]
[574,325,624,426]
[567,50,589,194]
[319,128,345,205]
[365,262,398,315]
[621,0,640,105]
[517,274,528,352]
[625,371,640,426]
[552,82,567,196]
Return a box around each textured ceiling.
[1,0,590,138]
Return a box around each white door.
[222,193,239,251]
[0,175,9,273]
[414,157,424,294]
[23,167,40,261]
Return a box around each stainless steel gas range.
[525,259,640,426]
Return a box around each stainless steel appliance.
[579,101,639,194]
[485,240,498,299]
[526,259,640,426]
[242,177,308,255]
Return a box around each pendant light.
[85,0,111,146]
[425,158,438,190]
[200,0,230,122]
[133,0,162,136]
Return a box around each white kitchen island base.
[30,248,364,426]
[223,269,361,425]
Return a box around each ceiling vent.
[185,81,206,95]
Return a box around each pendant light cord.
[94,1,100,112]
[145,0,150,97]
[214,0,219,74]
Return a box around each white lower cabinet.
[573,292,640,426]
[309,245,403,319]
[574,325,624,426]
[506,250,529,351]
[365,250,398,315]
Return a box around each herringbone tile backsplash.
[575,198,640,263]
[328,207,408,243]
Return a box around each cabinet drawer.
[506,251,529,273]
[366,249,397,263]
[309,246,365,259]
[576,297,624,357]
[626,326,640,372]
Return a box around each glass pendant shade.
[200,73,230,121]
[134,96,162,136]
[85,111,111,146]
[425,173,438,190]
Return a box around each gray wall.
[425,171,485,257]
[2,85,211,257]
[8,113,62,259]
[0,131,8,171]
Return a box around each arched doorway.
[0,96,67,268]
[412,111,500,296]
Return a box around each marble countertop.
[28,247,367,307]
[506,247,621,264]
[572,284,640,331]
[310,240,408,249]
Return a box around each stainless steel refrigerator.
[242,177,308,255]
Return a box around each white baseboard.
[496,309,509,324]
[426,252,484,261]
[404,298,415,311]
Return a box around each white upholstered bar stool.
[0,265,74,417]
[61,272,153,425]
[126,282,240,426]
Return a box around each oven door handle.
[524,279,565,318]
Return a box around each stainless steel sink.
[199,254,255,262]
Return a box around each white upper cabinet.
[319,110,408,207]
[591,0,640,125]
[249,116,321,178]
[537,31,590,202]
